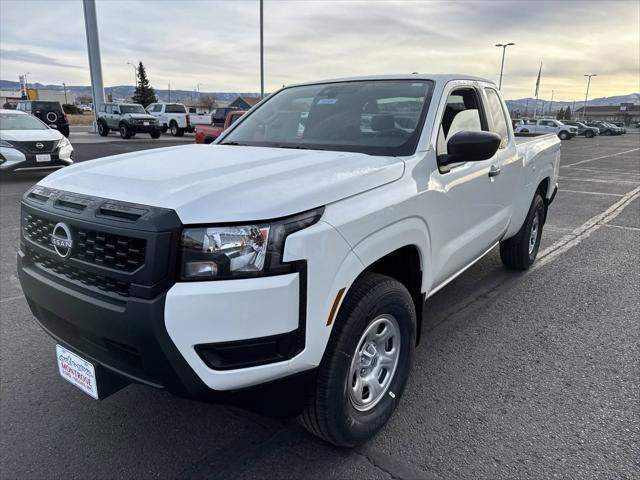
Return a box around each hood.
[125,113,156,120]
[39,145,405,224]
[1,128,62,142]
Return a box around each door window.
[436,88,485,156]
[484,88,510,148]
[105,105,113,114]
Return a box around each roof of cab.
[287,73,495,88]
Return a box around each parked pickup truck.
[514,118,577,140]
[195,110,246,144]
[17,74,560,447]
[145,102,194,136]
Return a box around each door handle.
[488,165,501,177]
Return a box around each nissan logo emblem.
[50,223,73,258]
[35,142,44,149]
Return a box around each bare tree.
[199,95,217,112]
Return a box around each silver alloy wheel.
[348,314,401,412]
[171,124,178,135]
[529,212,539,255]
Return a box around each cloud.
[0,0,638,98]
[0,48,81,69]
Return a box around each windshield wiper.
[272,144,310,150]
[219,141,246,146]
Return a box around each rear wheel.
[119,123,131,139]
[97,121,109,136]
[299,272,416,447]
[170,121,184,137]
[500,193,545,270]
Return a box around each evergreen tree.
[564,105,572,120]
[556,107,565,120]
[131,61,156,107]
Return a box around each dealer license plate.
[56,345,99,399]
[36,154,51,163]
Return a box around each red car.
[194,110,246,144]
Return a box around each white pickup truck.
[145,102,194,136]
[18,74,560,447]
[514,118,578,140]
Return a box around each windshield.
[120,105,146,114]
[0,112,48,131]
[165,104,187,113]
[221,79,434,156]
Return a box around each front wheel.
[585,130,594,138]
[299,272,416,447]
[150,129,161,139]
[119,124,131,139]
[500,193,545,270]
[558,130,569,140]
[97,121,109,136]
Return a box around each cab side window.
[484,88,510,148]
[105,105,113,114]
[437,88,485,156]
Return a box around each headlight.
[0,139,13,148]
[179,208,323,280]
[58,136,71,148]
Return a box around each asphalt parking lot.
[1,132,639,479]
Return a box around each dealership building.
[575,103,640,125]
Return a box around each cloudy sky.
[1,0,638,100]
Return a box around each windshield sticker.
[317,98,338,105]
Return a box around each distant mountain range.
[505,93,639,113]
[0,80,259,104]
[2,80,638,110]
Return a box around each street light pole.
[127,62,138,89]
[582,74,597,120]
[62,83,68,104]
[260,0,264,99]
[495,42,515,90]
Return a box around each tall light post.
[197,83,203,103]
[127,62,138,89]
[495,42,515,90]
[582,74,597,120]
[260,0,264,99]
[62,82,68,104]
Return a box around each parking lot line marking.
[563,166,640,176]
[559,177,640,185]
[531,185,640,273]
[562,148,640,167]
[560,189,624,197]
[603,224,640,232]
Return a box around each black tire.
[500,193,545,270]
[150,129,161,139]
[558,130,569,140]
[59,125,70,137]
[603,129,612,136]
[119,123,131,139]
[170,122,184,137]
[97,121,109,136]
[160,125,168,134]
[585,130,594,138]
[299,272,416,447]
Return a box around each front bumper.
[130,124,159,134]
[0,146,73,172]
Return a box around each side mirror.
[440,130,501,165]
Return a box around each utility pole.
[582,74,597,120]
[82,0,105,131]
[260,0,264,98]
[495,42,515,90]
[168,83,171,102]
[62,83,68,104]
[127,62,138,89]
[549,90,554,115]
[524,98,529,117]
